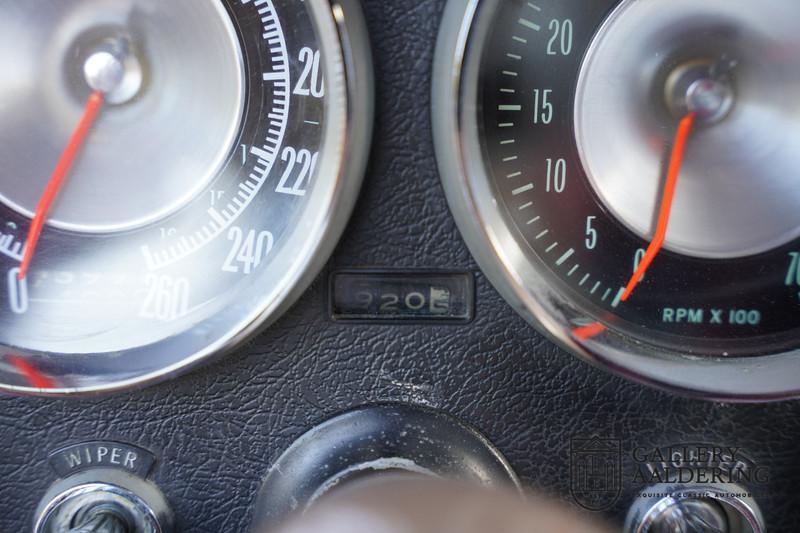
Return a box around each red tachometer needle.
[17,90,105,280]
[571,111,697,341]
[620,111,697,302]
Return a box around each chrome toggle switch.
[35,469,173,533]
[626,483,765,533]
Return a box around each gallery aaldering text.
[631,445,770,484]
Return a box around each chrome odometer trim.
[0,0,373,396]
[433,0,800,401]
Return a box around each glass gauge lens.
[479,0,800,355]
[435,0,800,398]
[0,0,371,394]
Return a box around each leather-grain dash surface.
[1,1,799,531]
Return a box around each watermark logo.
[569,438,771,511]
[570,436,622,511]
[631,443,770,486]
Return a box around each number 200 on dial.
[0,0,372,394]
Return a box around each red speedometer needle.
[17,90,105,280]
[620,111,697,302]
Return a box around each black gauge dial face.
[478,0,800,356]
[0,0,343,392]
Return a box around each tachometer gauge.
[434,0,800,400]
[0,0,373,395]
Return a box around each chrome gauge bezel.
[432,0,800,401]
[1,0,373,397]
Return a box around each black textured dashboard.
[2,1,800,531]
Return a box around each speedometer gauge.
[434,0,800,400]
[0,0,372,395]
